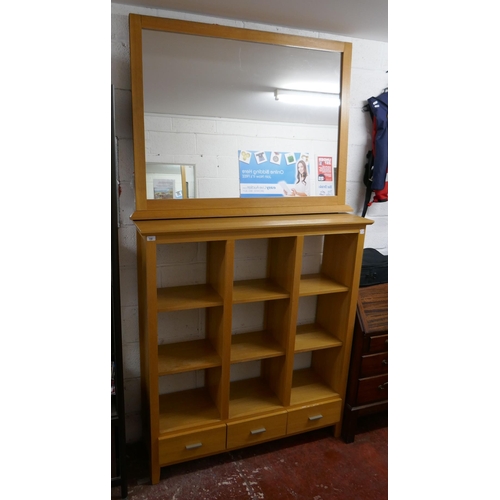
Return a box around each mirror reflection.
[146,163,196,199]
[142,30,342,200]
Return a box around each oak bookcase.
[134,213,372,484]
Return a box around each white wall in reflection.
[145,113,337,198]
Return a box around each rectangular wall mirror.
[129,14,353,220]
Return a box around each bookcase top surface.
[134,213,373,238]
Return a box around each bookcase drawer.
[227,412,287,449]
[287,400,341,435]
[158,424,226,465]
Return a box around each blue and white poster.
[238,150,311,198]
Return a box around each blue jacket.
[367,91,388,191]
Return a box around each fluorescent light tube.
[274,88,340,107]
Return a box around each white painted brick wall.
[112,3,388,443]
[146,113,339,198]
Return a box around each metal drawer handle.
[250,427,266,435]
[185,442,203,450]
[378,382,388,390]
[382,359,388,365]
[308,414,323,421]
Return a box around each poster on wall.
[238,150,311,198]
[316,156,335,196]
[153,178,175,199]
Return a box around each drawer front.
[227,412,287,449]
[356,374,388,405]
[287,400,342,435]
[158,424,226,465]
[360,352,388,377]
[367,334,388,354]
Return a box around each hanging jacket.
[362,91,388,217]
[367,91,388,192]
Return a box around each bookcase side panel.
[137,234,161,482]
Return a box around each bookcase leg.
[151,464,161,485]
[333,423,342,438]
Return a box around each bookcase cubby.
[135,214,372,484]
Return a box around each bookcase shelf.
[233,278,290,303]
[157,284,223,311]
[299,274,348,296]
[134,213,372,484]
[229,377,284,419]
[231,331,285,363]
[158,339,222,375]
[159,387,222,433]
[294,323,343,352]
[290,368,340,406]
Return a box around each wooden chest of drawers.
[341,283,388,443]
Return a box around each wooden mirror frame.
[129,14,353,221]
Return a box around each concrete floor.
[112,413,387,500]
